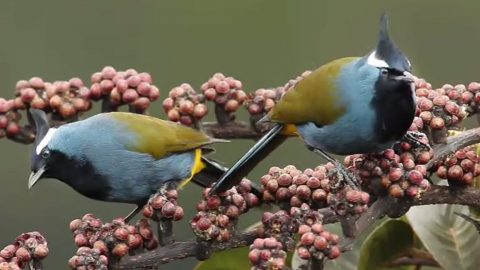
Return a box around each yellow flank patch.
[179,148,205,189]
[111,112,213,159]
[270,57,358,126]
[281,124,298,136]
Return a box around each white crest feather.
[36,128,57,154]
[367,51,389,68]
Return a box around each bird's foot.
[330,160,360,190]
[402,131,431,151]
[309,147,359,189]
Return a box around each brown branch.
[426,126,480,170]
[202,121,263,139]
[116,229,257,270]
[414,184,480,207]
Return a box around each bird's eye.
[41,149,50,159]
[380,68,388,75]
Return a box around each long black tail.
[193,157,262,196]
[209,123,286,194]
[192,157,228,188]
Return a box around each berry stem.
[128,104,145,115]
[309,257,325,270]
[31,259,43,270]
[214,103,233,125]
[101,96,118,113]
[339,216,357,238]
[157,219,174,246]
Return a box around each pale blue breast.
[297,58,392,154]
[48,114,194,202]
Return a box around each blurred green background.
[1,0,479,269]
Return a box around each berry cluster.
[436,147,480,186]
[289,203,341,261]
[283,70,312,92]
[326,187,370,216]
[163,84,208,126]
[414,81,470,142]
[345,149,430,198]
[0,232,49,270]
[260,165,331,209]
[92,218,143,258]
[68,247,108,270]
[0,107,22,139]
[245,87,284,117]
[191,180,259,242]
[142,189,184,222]
[394,134,433,165]
[296,222,341,261]
[201,73,247,113]
[245,70,312,120]
[433,83,480,114]
[259,210,296,251]
[290,203,323,230]
[15,77,91,119]
[70,214,158,262]
[90,66,159,113]
[248,238,287,270]
[135,219,160,251]
[467,82,480,113]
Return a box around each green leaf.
[194,242,292,270]
[406,204,480,270]
[358,219,415,270]
[323,219,387,270]
[194,247,251,270]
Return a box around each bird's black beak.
[28,165,46,189]
[402,71,415,83]
[392,71,415,83]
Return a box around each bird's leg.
[310,147,359,189]
[155,184,175,246]
[123,206,143,223]
[402,131,431,151]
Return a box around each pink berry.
[179,100,194,114]
[193,104,208,118]
[122,89,139,103]
[127,75,141,88]
[447,165,464,181]
[167,109,180,122]
[29,77,45,89]
[138,72,152,83]
[20,87,37,103]
[33,244,49,259]
[112,243,129,257]
[59,102,76,118]
[149,86,160,101]
[116,79,129,93]
[101,66,117,79]
[215,81,230,94]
